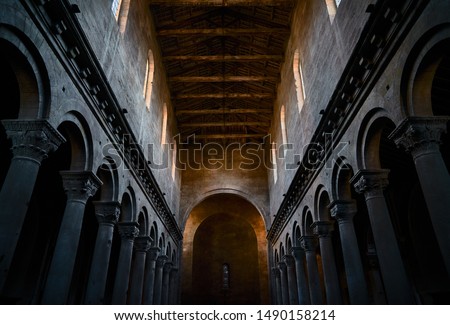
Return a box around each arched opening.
[293,50,306,112]
[181,193,269,305]
[144,50,155,111]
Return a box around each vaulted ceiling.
[148,0,295,143]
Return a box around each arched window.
[280,105,288,157]
[271,142,278,184]
[171,140,177,181]
[325,0,341,23]
[111,0,131,33]
[293,50,306,113]
[161,103,168,146]
[143,50,155,111]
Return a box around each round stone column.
[0,120,64,291]
[129,236,152,305]
[111,222,140,305]
[300,236,323,304]
[143,247,160,304]
[85,201,121,304]
[161,261,173,305]
[329,200,369,304]
[272,267,282,305]
[277,261,289,305]
[168,267,179,304]
[390,117,450,275]
[153,255,168,305]
[352,169,414,304]
[283,255,299,304]
[42,171,102,304]
[291,247,310,304]
[312,221,342,304]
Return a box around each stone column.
[278,261,289,305]
[291,247,310,304]
[129,236,152,305]
[153,255,168,305]
[329,200,369,304]
[111,222,140,305]
[161,261,173,305]
[42,171,101,304]
[301,236,323,304]
[142,247,160,304]
[312,221,342,304]
[169,267,179,304]
[390,117,450,275]
[272,267,282,305]
[85,201,121,304]
[352,169,414,304]
[283,255,299,304]
[0,120,64,291]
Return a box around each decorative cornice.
[267,0,429,243]
[21,0,182,242]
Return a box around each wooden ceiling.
[148,0,295,143]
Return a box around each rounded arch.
[285,234,293,253]
[95,158,119,202]
[274,249,279,263]
[356,109,396,169]
[150,222,158,247]
[137,207,148,237]
[331,156,355,202]
[57,111,94,171]
[303,209,315,236]
[279,242,285,258]
[292,221,302,247]
[0,23,50,118]
[166,242,172,258]
[315,186,332,222]
[401,24,450,116]
[181,188,268,230]
[119,190,136,222]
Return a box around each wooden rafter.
[163,55,284,62]
[179,121,270,127]
[176,108,272,115]
[175,93,274,99]
[170,76,278,82]
[157,27,289,36]
[183,133,267,140]
[148,0,294,7]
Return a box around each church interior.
[0,0,450,305]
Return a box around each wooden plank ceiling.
[148,0,295,143]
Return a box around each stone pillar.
[329,200,369,304]
[390,117,450,275]
[169,267,179,304]
[129,236,152,305]
[272,267,282,305]
[278,261,289,305]
[85,201,121,304]
[291,247,310,304]
[142,247,160,304]
[153,255,168,305]
[41,171,101,304]
[312,221,342,304]
[352,169,414,304]
[0,120,64,291]
[161,262,173,305]
[111,222,140,305]
[301,236,323,304]
[283,255,299,304]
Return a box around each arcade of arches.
[0,0,450,305]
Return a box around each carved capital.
[329,200,357,223]
[93,201,121,225]
[271,267,281,278]
[60,171,102,203]
[2,119,65,163]
[156,255,168,268]
[290,246,305,261]
[134,236,152,252]
[283,254,295,267]
[389,117,449,158]
[163,261,173,273]
[351,169,389,194]
[117,222,140,240]
[300,236,318,252]
[312,220,335,237]
[147,247,161,261]
[277,261,287,271]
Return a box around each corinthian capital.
[60,171,102,202]
[351,169,389,194]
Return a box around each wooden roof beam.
[175,93,274,99]
[158,28,290,36]
[149,0,293,7]
[183,133,267,140]
[179,121,270,127]
[163,55,284,62]
[176,108,272,115]
[170,76,278,82]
